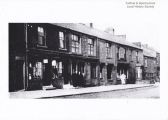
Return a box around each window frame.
[59,31,66,49]
[71,34,81,54]
[37,26,47,47]
[136,51,139,63]
[88,38,94,56]
[118,47,126,60]
[106,42,111,58]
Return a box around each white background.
[0,0,168,120]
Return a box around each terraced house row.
[9,23,145,92]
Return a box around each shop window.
[72,62,77,73]
[51,60,63,77]
[106,43,112,58]
[52,60,57,67]
[91,64,96,79]
[37,27,46,47]
[29,62,43,80]
[88,38,94,56]
[78,63,84,74]
[58,62,63,74]
[59,31,66,49]
[71,34,81,53]
[72,62,84,74]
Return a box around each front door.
[43,59,52,86]
[14,60,24,91]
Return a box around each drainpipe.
[24,23,28,90]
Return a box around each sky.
[84,0,160,51]
[94,22,159,51]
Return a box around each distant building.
[133,42,160,83]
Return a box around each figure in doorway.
[72,70,77,87]
[120,73,126,85]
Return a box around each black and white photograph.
[9,23,160,99]
[0,0,168,120]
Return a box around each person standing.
[120,73,126,85]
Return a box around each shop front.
[69,56,99,87]
[26,51,72,90]
[26,51,99,90]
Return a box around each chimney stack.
[104,27,115,35]
[90,23,93,28]
[133,42,142,48]
[112,28,115,35]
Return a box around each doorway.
[14,60,24,91]
[43,59,52,86]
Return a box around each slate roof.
[51,23,142,50]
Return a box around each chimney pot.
[90,23,93,28]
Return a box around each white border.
[0,0,167,120]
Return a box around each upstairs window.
[119,47,126,60]
[88,38,94,56]
[37,27,46,46]
[71,34,81,53]
[129,50,132,62]
[106,43,111,58]
[59,31,66,49]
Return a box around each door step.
[63,84,74,89]
[43,85,56,90]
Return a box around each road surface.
[53,85,159,98]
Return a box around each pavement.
[9,83,159,99]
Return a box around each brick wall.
[99,40,116,64]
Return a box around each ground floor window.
[51,60,63,78]
[72,61,84,75]
[28,61,43,80]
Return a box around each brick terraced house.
[133,42,160,83]
[9,23,143,92]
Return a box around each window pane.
[88,46,90,54]
[38,36,43,45]
[76,42,79,47]
[60,39,64,48]
[72,47,75,53]
[59,32,64,38]
[38,27,44,35]
[91,51,93,55]
[74,35,77,40]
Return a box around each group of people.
[51,67,85,88]
[71,71,85,88]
